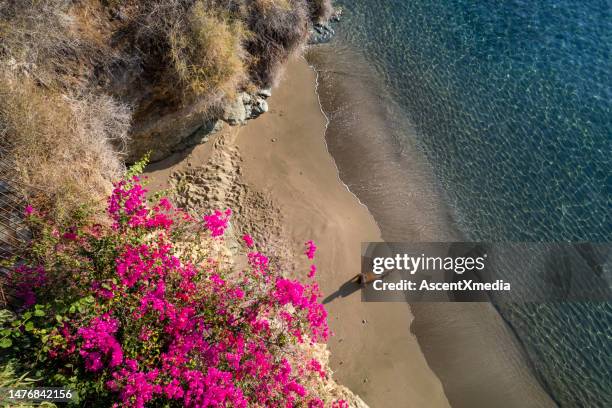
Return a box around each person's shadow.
[322,271,387,304]
[322,274,362,304]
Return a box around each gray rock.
[330,7,342,22]
[257,88,272,98]
[128,86,268,162]
[251,97,268,117]
[244,104,253,120]
[175,119,222,151]
[127,107,222,163]
[222,92,270,125]
[308,22,335,45]
[241,92,252,104]
[222,94,248,126]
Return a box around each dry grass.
[0,0,332,222]
[121,0,317,101]
[0,0,106,91]
[246,0,310,86]
[309,0,334,23]
[0,73,129,222]
[255,0,292,11]
[169,3,248,102]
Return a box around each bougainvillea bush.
[1,175,347,407]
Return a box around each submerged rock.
[308,9,341,45]
[309,22,335,45]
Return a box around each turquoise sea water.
[328,0,611,406]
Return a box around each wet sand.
[306,45,557,408]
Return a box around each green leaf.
[34,309,45,317]
[24,321,35,331]
[126,152,151,177]
[0,338,12,348]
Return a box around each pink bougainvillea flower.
[203,209,232,237]
[22,178,331,407]
[308,398,325,408]
[242,234,254,248]
[305,240,317,260]
[77,315,123,372]
[247,252,269,273]
[11,265,46,309]
[158,197,173,211]
[23,205,34,216]
[308,264,317,278]
[62,231,78,241]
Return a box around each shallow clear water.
[325,0,612,406]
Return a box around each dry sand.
[234,58,449,407]
[145,57,450,407]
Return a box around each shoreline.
[307,59,374,214]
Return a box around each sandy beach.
[236,58,450,407]
[146,57,450,407]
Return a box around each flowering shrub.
[1,176,346,407]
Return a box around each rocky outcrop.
[127,107,223,163]
[309,23,335,44]
[222,91,270,126]
[127,89,272,163]
[308,8,342,45]
[126,3,342,164]
[119,3,341,164]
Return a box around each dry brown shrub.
[308,0,334,23]
[168,3,248,103]
[0,0,94,91]
[246,0,310,86]
[0,72,129,222]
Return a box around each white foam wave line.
[302,55,384,233]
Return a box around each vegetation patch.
[1,168,350,407]
[168,3,248,101]
[0,73,129,223]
